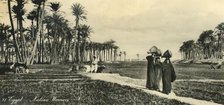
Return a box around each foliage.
[180,23,224,60]
[1,1,124,64]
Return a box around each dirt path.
[81,73,221,105]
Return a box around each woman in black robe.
[146,54,155,89]
[162,50,176,94]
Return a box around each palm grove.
[180,22,224,60]
[0,0,124,65]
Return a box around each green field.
[0,62,223,104]
[103,61,224,104]
[0,65,188,105]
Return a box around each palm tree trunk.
[74,19,80,64]
[103,49,106,61]
[5,48,8,63]
[1,42,3,62]
[19,19,28,62]
[59,37,65,59]
[110,48,113,61]
[82,41,87,62]
[50,20,58,64]
[65,38,71,62]
[114,50,116,61]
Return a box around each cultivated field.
[0,62,223,104]
[103,61,224,104]
[0,64,188,105]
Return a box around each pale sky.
[1,0,224,60]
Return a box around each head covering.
[147,46,158,54]
[162,50,172,58]
[155,49,162,56]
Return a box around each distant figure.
[161,50,176,94]
[154,56,163,91]
[96,60,106,73]
[91,56,98,73]
[146,46,157,89]
[97,65,106,73]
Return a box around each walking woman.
[154,53,163,91]
[146,46,157,89]
[161,50,176,94]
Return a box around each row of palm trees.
[0,0,124,65]
[179,22,224,60]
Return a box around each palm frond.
[49,2,61,12]
[71,3,87,20]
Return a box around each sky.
[1,0,224,60]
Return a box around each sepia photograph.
[0,0,223,105]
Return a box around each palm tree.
[58,19,70,62]
[0,23,9,62]
[49,2,61,13]
[7,0,22,62]
[119,51,122,61]
[104,42,110,61]
[179,43,186,59]
[12,0,28,62]
[51,16,67,63]
[28,0,46,65]
[32,0,46,26]
[215,23,224,58]
[108,40,115,61]
[97,43,104,61]
[182,40,195,59]
[63,28,74,62]
[113,46,119,61]
[48,2,62,64]
[31,0,46,63]
[27,10,37,25]
[197,30,214,58]
[103,40,115,61]
[72,3,87,64]
[27,10,37,38]
[77,24,92,62]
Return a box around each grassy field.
[1,62,223,104]
[103,61,224,80]
[0,64,188,105]
[103,61,224,104]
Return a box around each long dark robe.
[154,62,163,90]
[162,59,176,94]
[146,55,155,89]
